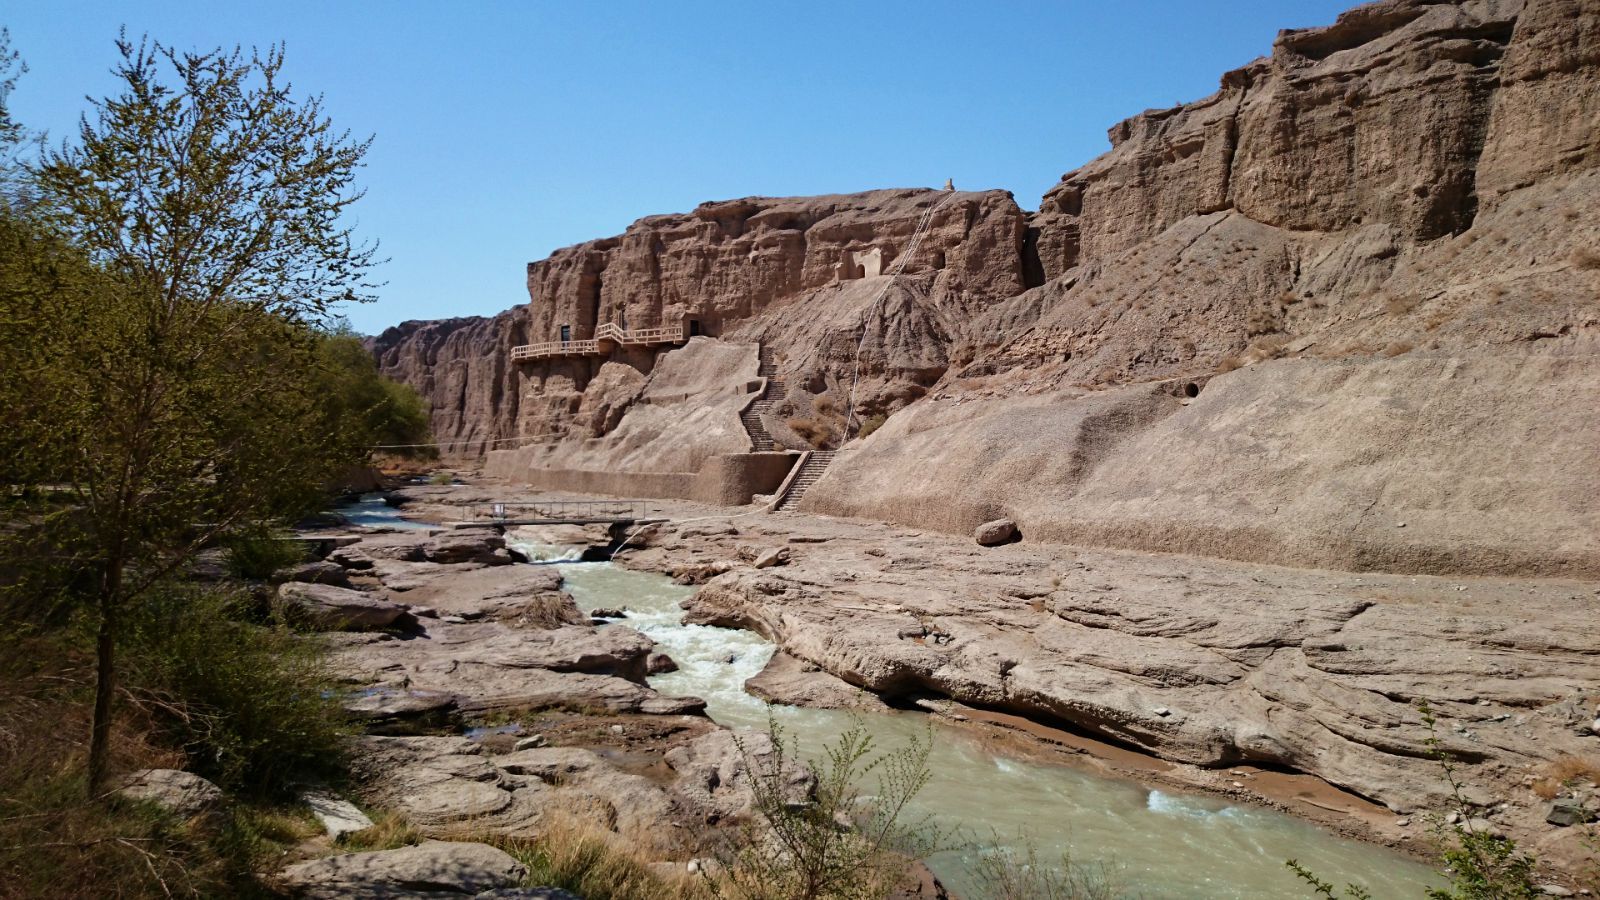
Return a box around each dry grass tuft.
[339,808,423,852]
[1245,307,1281,336]
[1532,755,1600,800]
[1572,247,1600,270]
[475,816,711,900]
[785,418,832,449]
[1385,293,1422,316]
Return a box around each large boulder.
[973,518,1017,546]
[283,559,354,588]
[278,840,526,897]
[278,582,406,630]
[424,530,510,565]
[744,651,887,711]
[115,769,223,819]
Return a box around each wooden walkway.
[511,321,686,362]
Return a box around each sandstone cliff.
[373,0,1600,577]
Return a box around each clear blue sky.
[6,1,1355,333]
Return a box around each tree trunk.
[87,569,120,800]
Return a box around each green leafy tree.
[0,34,378,796]
[314,321,434,459]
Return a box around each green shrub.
[1288,702,1562,900]
[220,528,306,580]
[714,714,943,900]
[124,585,349,797]
[0,634,321,899]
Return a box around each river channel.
[531,548,1442,899]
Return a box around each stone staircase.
[775,451,836,511]
[741,346,786,452]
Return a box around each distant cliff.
[373,0,1600,577]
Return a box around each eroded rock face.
[653,512,1600,822]
[375,0,1600,581]
[374,190,1028,456]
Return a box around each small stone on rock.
[974,518,1018,547]
[753,547,790,569]
[513,735,548,751]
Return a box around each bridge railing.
[510,338,601,361]
[475,499,653,522]
[510,321,686,362]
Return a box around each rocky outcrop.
[374,190,1030,457]
[319,528,704,716]
[375,0,1600,581]
[643,508,1600,841]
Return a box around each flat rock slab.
[279,840,525,897]
[330,619,703,716]
[648,495,1600,856]
[284,559,354,588]
[744,651,888,711]
[116,768,222,819]
[383,564,582,627]
[358,530,509,566]
[302,791,375,841]
[279,582,406,630]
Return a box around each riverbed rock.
[744,651,888,711]
[343,688,460,733]
[283,559,354,588]
[664,729,815,823]
[424,529,510,565]
[327,546,376,570]
[1546,799,1596,827]
[673,510,1600,829]
[277,582,406,630]
[354,735,732,842]
[374,563,583,627]
[301,791,375,841]
[973,519,1017,546]
[329,620,701,715]
[116,769,223,819]
[278,840,526,897]
[752,547,789,569]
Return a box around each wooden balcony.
[510,321,687,362]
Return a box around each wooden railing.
[511,320,686,362]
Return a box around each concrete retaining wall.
[483,449,796,507]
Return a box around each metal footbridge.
[449,499,669,528]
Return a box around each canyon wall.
[373,0,1600,576]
